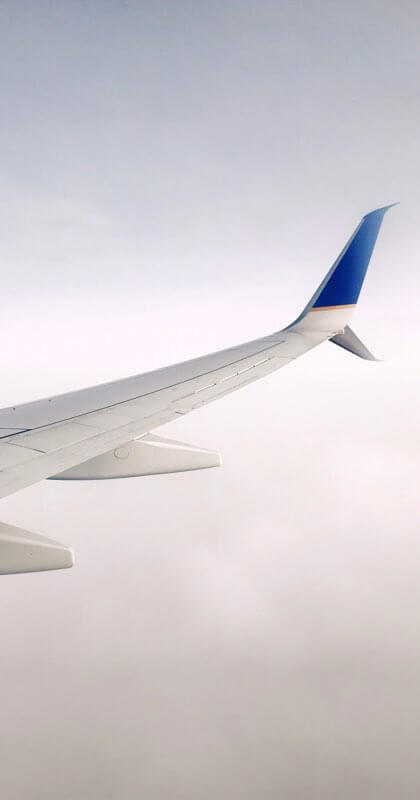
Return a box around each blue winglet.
[309,204,397,310]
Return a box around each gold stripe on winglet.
[309,304,356,312]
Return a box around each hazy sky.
[0,2,419,798]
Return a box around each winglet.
[330,325,378,361]
[310,204,396,310]
[289,204,397,331]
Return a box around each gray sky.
[0,1,419,798]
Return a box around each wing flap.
[11,420,104,453]
[0,442,40,468]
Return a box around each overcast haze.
[0,2,419,798]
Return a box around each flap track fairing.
[50,434,221,480]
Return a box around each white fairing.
[51,434,221,480]
[292,306,355,333]
[0,522,74,574]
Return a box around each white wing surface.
[0,327,317,499]
[0,206,395,572]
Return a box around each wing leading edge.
[0,206,395,572]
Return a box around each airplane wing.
[0,205,395,574]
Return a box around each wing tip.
[363,203,399,219]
